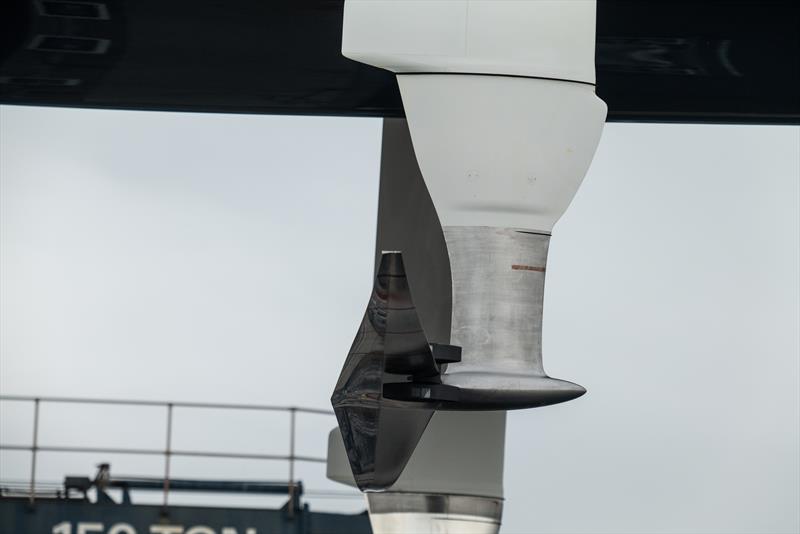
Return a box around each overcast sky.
[0,105,798,533]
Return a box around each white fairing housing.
[327,411,505,498]
[398,74,606,230]
[343,0,606,232]
[343,0,598,83]
[327,412,505,534]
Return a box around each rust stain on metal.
[511,264,546,272]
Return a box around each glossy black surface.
[331,252,439,491]
[1,0,798,123]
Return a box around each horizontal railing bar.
[0,444,326,463]
[0,481,65,491]
[2,479,357,499]
[0,395,333,416]
[172,450,327,463]
[304,490,364,498]
[0,444,166,455]
[109,477,300,495]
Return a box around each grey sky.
[1,105,798,533]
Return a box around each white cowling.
[343,0,607,231]
[397,74,606,231]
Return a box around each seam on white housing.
[342,0,598,85]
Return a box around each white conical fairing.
[398,74,607,231]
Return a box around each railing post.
[28,398,40,506]
[162,403,173,513]
[288,407,297,518]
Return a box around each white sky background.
[0,105,798,533]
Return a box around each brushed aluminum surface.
[368,492,502,518]
[439,226,586,409]
[368,492,502,534]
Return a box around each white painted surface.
[343,0,597,83]
[327,411,506,498]
[344,0,605,230]
[398,75,606,230]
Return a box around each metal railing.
[0,395,337,513]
